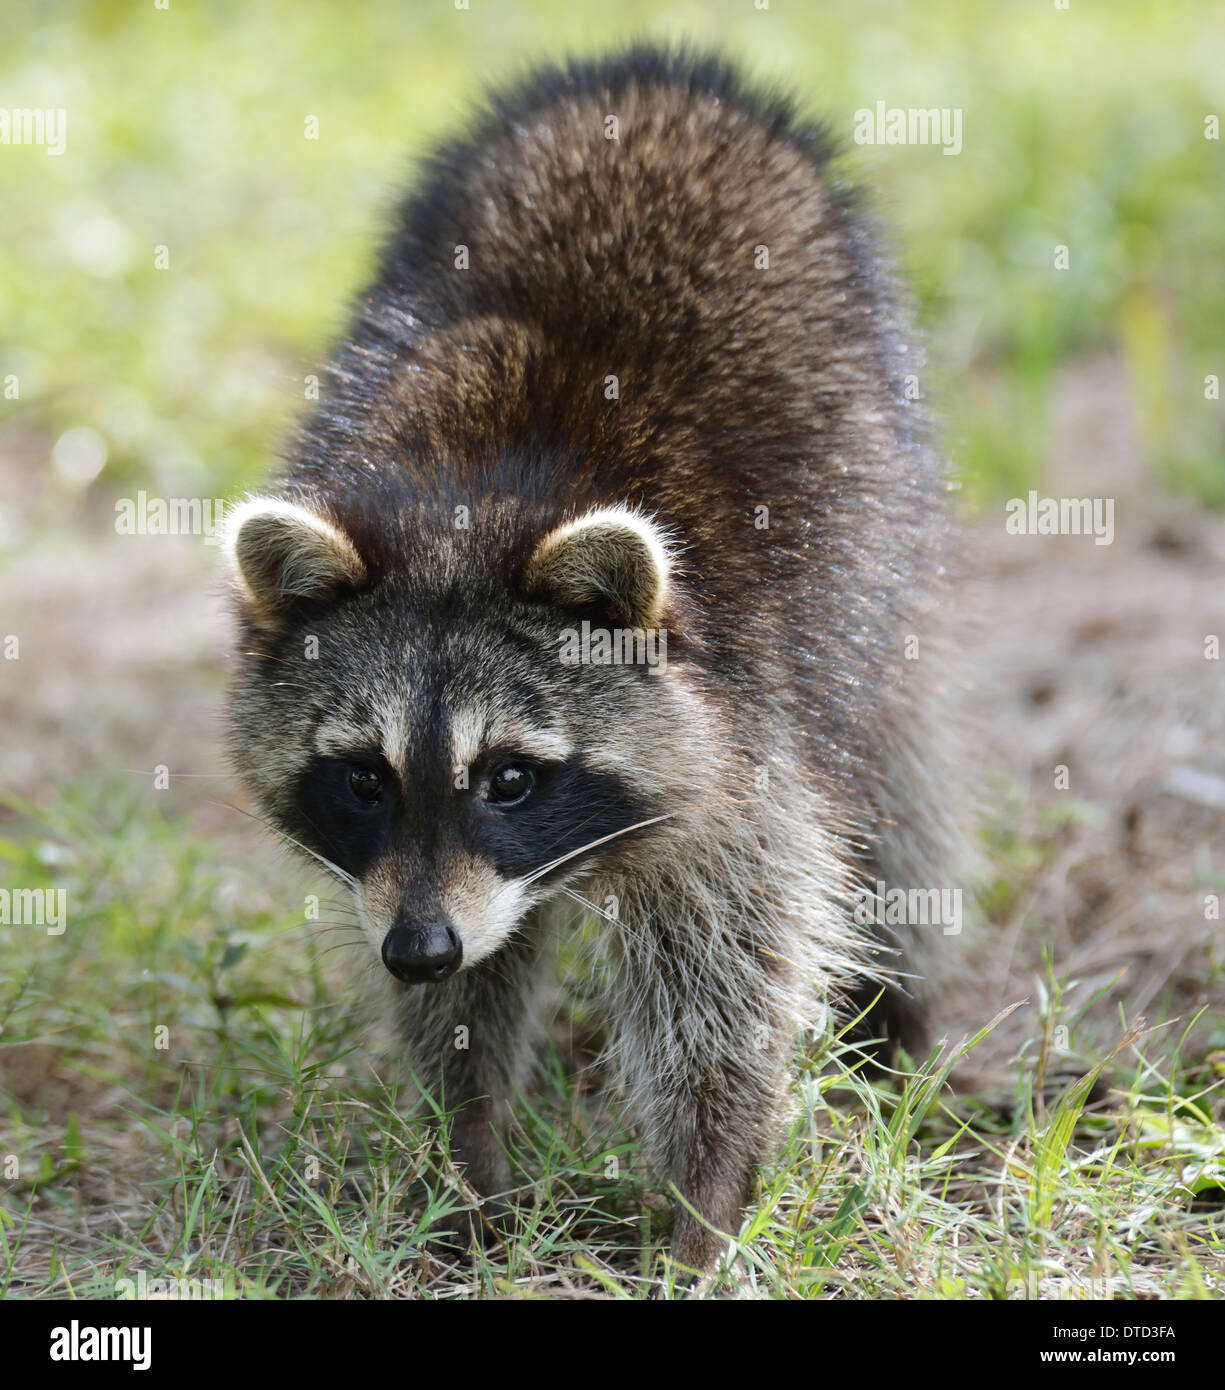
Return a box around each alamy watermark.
[0,887,67,935]
[853,102,962,156]
[1005,491,1115,545]
[0,108,67,156]
[115,1270,233,1300]
[558,620,668,675]
[853,880,963,936]
[115,491,229,543]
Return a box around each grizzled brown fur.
[223,46,962,1282]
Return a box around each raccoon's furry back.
[279,45,960,1045]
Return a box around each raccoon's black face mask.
[224,495,690,978]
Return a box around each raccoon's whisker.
[556,884,621,927]
[537,808,605,856]
[211,798,358,888]
[276,923,356,946]
[557,884,652,956]
[475,958,516,990]
[282,838,357,888]
[521,796,766,888]
[244,649,313,672]
[315,939,364,961]
[520,811,681,886]
[312,896,360,917]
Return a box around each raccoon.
[222,45,960,1281]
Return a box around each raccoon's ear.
[223,497,366,628]
[524,506,672,628]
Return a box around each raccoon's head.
[223,494,711,984]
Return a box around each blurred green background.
[1,0,1222,530]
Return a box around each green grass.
[1,785,1222,1299]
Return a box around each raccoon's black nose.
[381,921,463,984]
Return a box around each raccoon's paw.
[652,1229,742,1299]
[649,1272,712,1300]
[650,1265,745,1300]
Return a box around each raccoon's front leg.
[389,930,552,1236]
[611,925,793,1281]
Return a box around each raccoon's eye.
[486,764,535,806]
[348,766,384,804]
